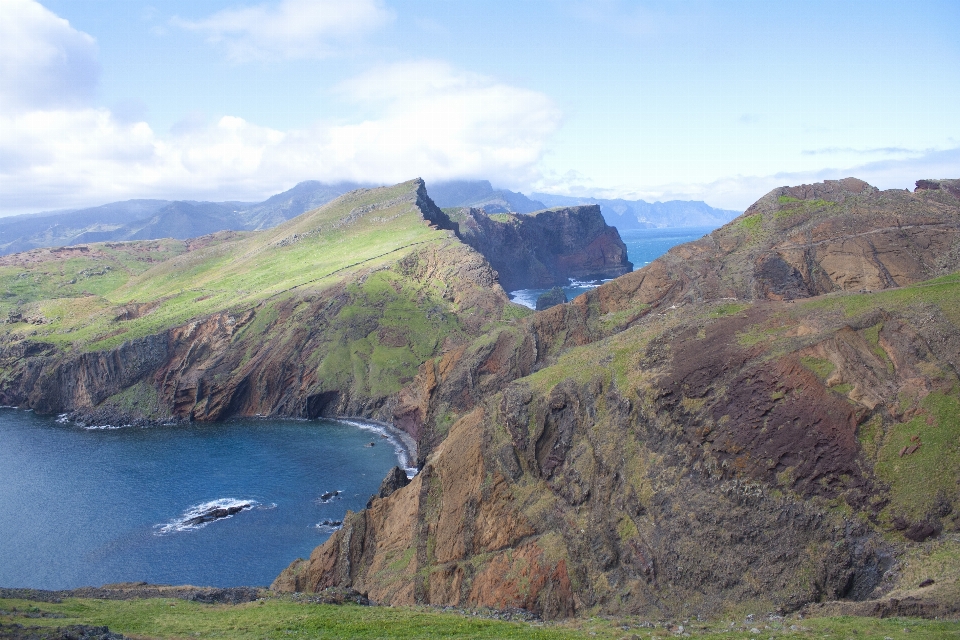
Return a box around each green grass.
[706,302,749,318]
[799,356,835,381]
[875,389,960,522]
[0,181,451,353]
[738,213,762,237]
[1,596,958,639]
[798,272,960,327]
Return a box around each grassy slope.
[503,271,960,612]
[1,596,958,639]
[0,181,448,353]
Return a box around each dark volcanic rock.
[183,503,251,526]
[535,287,567,311]
[449,206,633,291]
[366,466,410,508]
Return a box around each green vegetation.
[737,213,762,237]
[800,356,835,381]
[706,302,749,318]
[798,272,960,327]
[314,270,463,398]
[775,195,837,218]
[1,596,958,639]
[875,389,960,522]
[0,181,450,353]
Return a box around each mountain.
[274,178,960,620]
[427,180,546,213]
[2,177,960,623]
[238,181,369,230]
[532,192,741,230]
[0,182,366,257]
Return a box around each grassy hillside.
[286,179,960,620]
[0,180,519,424]
[1,594,958,639]
[0,181,450,353]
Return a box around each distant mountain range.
[427,180,546,213]
[0,179,739,256]
[0,182,367,257]
[429,180,740,229]
[530,192,741,230]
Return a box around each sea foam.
[154,498,269,535]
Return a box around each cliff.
[276,178,960,619]
[0,180,514,427]
[449,205,633,291]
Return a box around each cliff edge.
[275,178,960,620]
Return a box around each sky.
[1,0,958,216]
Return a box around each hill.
[0,182,367,257]
[532,192,741,229]
[0,180,514,424]
[3,176,960,624]
[275,178,960,620]
[446,206,633,291]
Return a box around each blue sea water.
[509,226,716,308]
[0,410,404,589]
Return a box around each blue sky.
[1,0,958,215]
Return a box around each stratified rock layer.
[278,178,960,619]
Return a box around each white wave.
[154,498,258,535]
[316,490,343,504]
[338,419,416,475]
[315,519,343,532]
[81,424,132,430]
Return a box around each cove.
[0,410,404,590]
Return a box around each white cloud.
[0,60,562,214]
[0,0,99,111]
[173,0,394,60]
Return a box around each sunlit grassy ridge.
[0,181,450,352]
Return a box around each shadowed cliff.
[447,205,633,291]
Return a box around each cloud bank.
[0,2,562,215]
[0,0,98,111]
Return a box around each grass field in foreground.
[2,596,959,639]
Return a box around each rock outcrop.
[449,206,633,291]
[535,287,567,311]
[278,178,960,619]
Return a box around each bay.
[0,410,403,589]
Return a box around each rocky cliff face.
[0,180,512,432]
[277,178,960,619]
[449,206,633,291]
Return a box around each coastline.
[335,416,419,477]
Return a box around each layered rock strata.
[277,178,960,619]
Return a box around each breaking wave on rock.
[339,419,417,478]
[155,499,273,535]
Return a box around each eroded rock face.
[280,178,960,619]
[451,206,633,291]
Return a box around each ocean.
[509,226,716,308]
[0,410,407,589]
